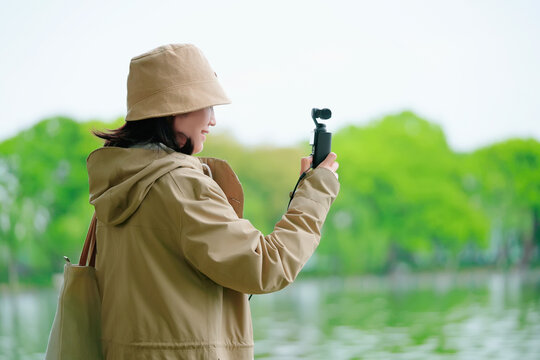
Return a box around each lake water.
[1,270,539,359]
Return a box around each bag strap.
[79,213,98,267]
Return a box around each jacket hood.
[87,146,203,225]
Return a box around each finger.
[319,152,337,168]
[301,156,311,165]
[319,153,337,167]
[300,156,312,174]
[325,163,338,173]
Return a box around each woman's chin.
[193,144,203,154]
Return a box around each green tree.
[0,116,112,284]
[466,139,540,267]
[1,112,537,284]
[319,112,489,274]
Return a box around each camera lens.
[318,108,331,119]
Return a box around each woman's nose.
[209,108,216,126]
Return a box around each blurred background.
[1,1,539,359]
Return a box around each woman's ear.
[175,131,188,147]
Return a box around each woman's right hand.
[300,152,339,179]
[318,152,339,179]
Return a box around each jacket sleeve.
[171,167,340,294]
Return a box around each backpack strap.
[198,157,244,218]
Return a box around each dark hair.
[93,116,194,154]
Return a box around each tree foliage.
[464,139,540,266]
[0,112,538,284]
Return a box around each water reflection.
[0,271,539,359]
[0,288,57,360]
[250,270,540,359]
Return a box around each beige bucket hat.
[125,44,231,121]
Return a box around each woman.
[87,44,339,359]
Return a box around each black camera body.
[310,108,332,168]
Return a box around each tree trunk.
[8,249,19,291]
[386,242,398,273]
[496,233,509,268]
[520,207,539,268]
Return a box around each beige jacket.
[87,145,339,359]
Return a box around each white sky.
[0,0,539,152]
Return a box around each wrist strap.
[287,171,308,209]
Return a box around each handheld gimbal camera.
[310,108,332,168]
[283,108,333,221]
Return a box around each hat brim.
[126,79,231,121]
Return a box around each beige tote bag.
[45,214,104,360]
